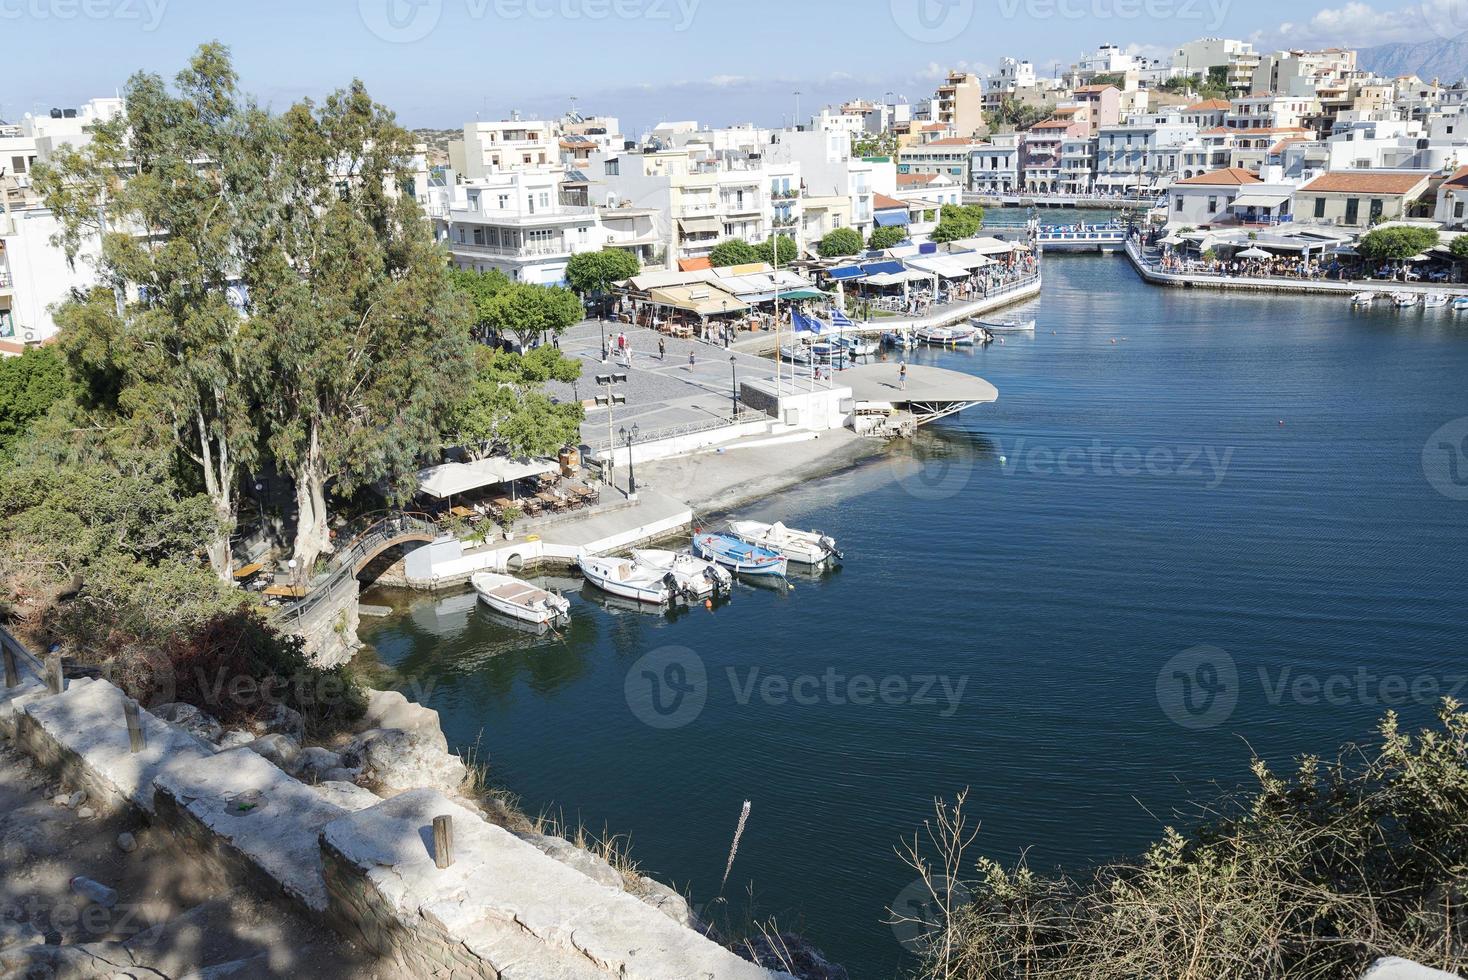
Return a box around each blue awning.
[826,266,866,281]
[874,210,910,227]
[860,260,907,276]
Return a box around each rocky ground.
[0,737,384,978]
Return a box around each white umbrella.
[1235,246,1272,259]
[1158,235,1185,246]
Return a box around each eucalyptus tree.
[243,80,472,574]
[34,43,263,581]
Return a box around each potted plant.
[497,506,522,541]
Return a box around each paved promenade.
[1126,240,1468,298]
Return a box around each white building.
[1172,38,1256,77]
[449,115,559,178]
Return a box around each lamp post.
[729,355,739,416]
[598,312,607,361]
[619,423,640,499]
[595,373,627,491]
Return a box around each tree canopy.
[477,282,584,348]
[869,225,908,251]
[564,249,639,297]
[447,346,584,460]
[754,235,798,267]
[0,347,70,461]
[709,239,760,267]
[1357,226,1441,261]
[817,227,864,258]
[930,204,985,244]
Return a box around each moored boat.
[830,334,879,357]
[692,532,788,577]
[575,555,675,605]
[915,325,978,347]
[883,331,917,350]
[1454,296,1468,312]
[1425,293,1450,308]
[631,549,733,600]
[1393,292,1420,308]
[1351,291,1379,307]
[727,521,841,565]
[976,316,1036,333]
[471,572,570,626]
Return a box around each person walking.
[688,349,696,371]
[899,360,907,391]
[658,336,666,361]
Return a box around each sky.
[4,0,1468,133]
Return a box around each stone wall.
[0,673,784,979]
[277,573,361,668]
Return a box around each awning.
[417,457,558,499]
[946,236,1019,256]
[625,269,716,291]
[778,288,829,300]
[826,266,866,281]
[874,210,910,227]
[1229,192,1291,209]
[648,283,749,316]
[861,260,907,276]
[943,252,997,270]
[907,256,970,279]
[862,270,930,287]
[678,215,721,235]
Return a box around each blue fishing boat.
[692,532,788,577]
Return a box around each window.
[1175,196,1184,212]
[1455,201,1465,220]
[1314,197,1326,219]
[1208,195,1218,214]
[9,156,24,174]
[472,228,484,245]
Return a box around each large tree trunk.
[196,409,235,583]
[290,422,333,577]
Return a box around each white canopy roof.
[863,269,932,286]
[907,256,971,279]
[947,237,1019,256]
[944,251,998,270]
[416,457,558,499]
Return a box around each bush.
[869,225,908,250]
[897,701,1468,979]
[709,239,761,267]
[1357,226,1441,261]
[817,227,863,258]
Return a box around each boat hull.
[575,557,672,604]
[471,573,570,626]
[692,533,788,577]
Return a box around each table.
[449,506,475,519]
[233,561,264,580]
[263,584,307,599]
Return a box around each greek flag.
[830,308,855,330]
[793,311,824,335]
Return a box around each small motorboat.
[830,334,878,357]
[1351,291,1379,307]
[781,343,849,366]
[575,555,675,605]
[779,344,812,364]
[1393,292,1420,308]
[1425,293,1450,308]
[631,549,733,600]
[471,572,570,626]
[692,532,788,578]
[976,316,1036,333]
[915,325,978,347]
[727,521,841,565]
[883,331,917,350]
[1454,296,1468,312]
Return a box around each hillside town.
[5,36,1468,349]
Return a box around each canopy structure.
[1229,192,1292,210]
[907,256,971,279]
[648,283,749,316]
[1235,246,1273,259]
[778,288,830,300]
[1158,235,1185,246]
[874,210,910,227]
[825,265,867,281]
[862,270,930,287]
[417,457,557,499]
[860,260,907,277]
[677,215,721,235]
[944,252,998,271]
[947,236,1021,256]
[623,268,715,292]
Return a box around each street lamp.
[595,373,628,490]
[618,423,640,499]
[598,311,607,361]
[729,355,739,415]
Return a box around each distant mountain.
[1356,32,1468,83]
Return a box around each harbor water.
[359,252,1468,977]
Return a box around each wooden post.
[124,700,145,753]
[44,654,63,695]
[432,815,454,869]
[2,639,16,689]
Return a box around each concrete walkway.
[1127,240,1468,298]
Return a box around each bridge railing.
[270,512,439,627]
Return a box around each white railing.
[453,241,571,258]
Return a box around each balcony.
[451,240,572,259]
[721,198,762,215]
[679,202,719,216]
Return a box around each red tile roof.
[1442,165,1468,188]
[1185,99,1232,111]
[678,257,712,271]
[873,193,907,211]
[1175,167,1262,186]
[897,173,938,185]
[1300,171,1430,195]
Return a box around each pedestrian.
[899,360,907,391]
[658,336,666,360]
[688,349,696,371]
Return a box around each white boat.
[883,331,917,350]
[976,316,1036,332]
[915,325,978,347]
[1351,291,1379,307]
[1453,296,1468,312]
[1393,292,1420,308]
[470,572,570,626]
[830,334,879,357]
[630,549,733,600]
[1425,293,1450,308]
[727,521,841,565]
[575,555,675,605]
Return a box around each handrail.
[0,624,44,685]
[269,512,440,626]
[585,410,768,454]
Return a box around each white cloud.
[1257,0,1468,48]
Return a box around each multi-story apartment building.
[429,169,601,285]
[1094,121,1199,194]
[1227,95,1321,134]
[934,71,987,138]
[1022,119,1087,193]
[449,116,559,178]
[1059,136,1097,194]
[1172,38,1256,78]
[897,137,987,186]
[968,136,1021,194]
[1071,85,1121,135]
[766,128,884,245]
[1180,99,1231,131]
